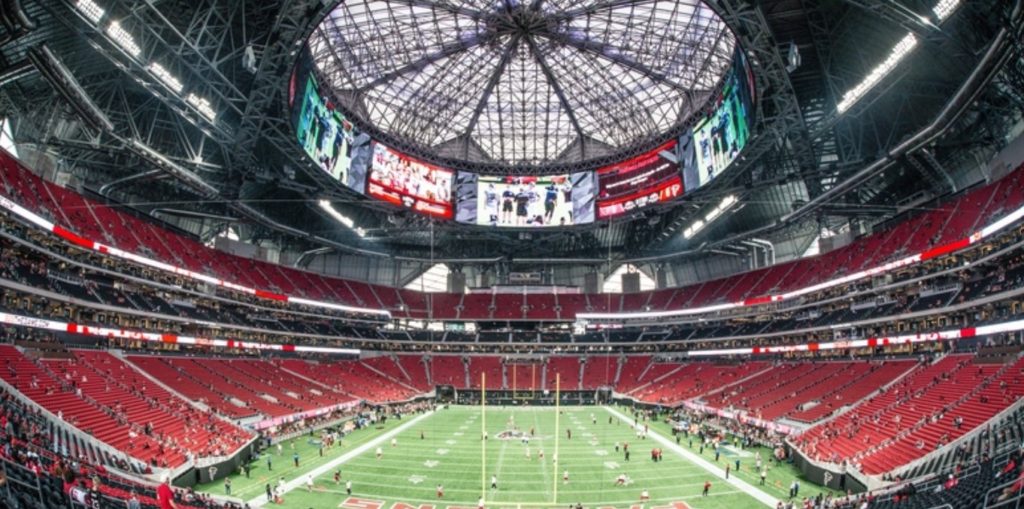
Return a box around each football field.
[201,405,836,509]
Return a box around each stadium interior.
[0,0,1023,508]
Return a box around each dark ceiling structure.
[0,0,1021,283]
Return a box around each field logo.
[436,448,449,455]
[495,430,527,441]
[392,504,435,509]
[595,449,609,456]
[339,497,385,509]
[408,475,426,485]
[424,460,439,468]
[445,439,457,445]
[651,503,692,509]
[603,461,620,470]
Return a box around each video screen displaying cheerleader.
[367,144,453,219]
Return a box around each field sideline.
[198,405,837,508]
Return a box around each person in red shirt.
[157,473,177,509]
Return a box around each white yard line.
[247,411,434,508]
[602,406,779,508]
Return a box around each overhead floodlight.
[27,44,114,133]
[932,0,960,21]
[318,199,366,237]
[683,194,738,240]
[836,33,917,113]
[185,93,216,122]
[147,62,183,93]
[129,139,220,198]
[106,21,141,58]
[74,0,105,23]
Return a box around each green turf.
[199,406,838,509]
[645,417,839,502]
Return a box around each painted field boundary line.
[246,410,434,508]
[603,406,779,508]
[338,470,724,486]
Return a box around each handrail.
[985,477,1024,508]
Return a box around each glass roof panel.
[311,0,736,166]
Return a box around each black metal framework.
[308,0,737,171]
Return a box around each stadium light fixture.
[932,0,961,21]
[147,63,183,94]
[683,195,738,240]
[75,0,106,23]
[129,139,220,198]
[836,33,917,113]
[106,21,141,58]
[318,199,366,237]
[27,45,115,133]
[185,93,217,122]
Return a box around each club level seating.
[4,150,1024,322]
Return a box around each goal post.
[551,372,560,503]
[481,371,486,500]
